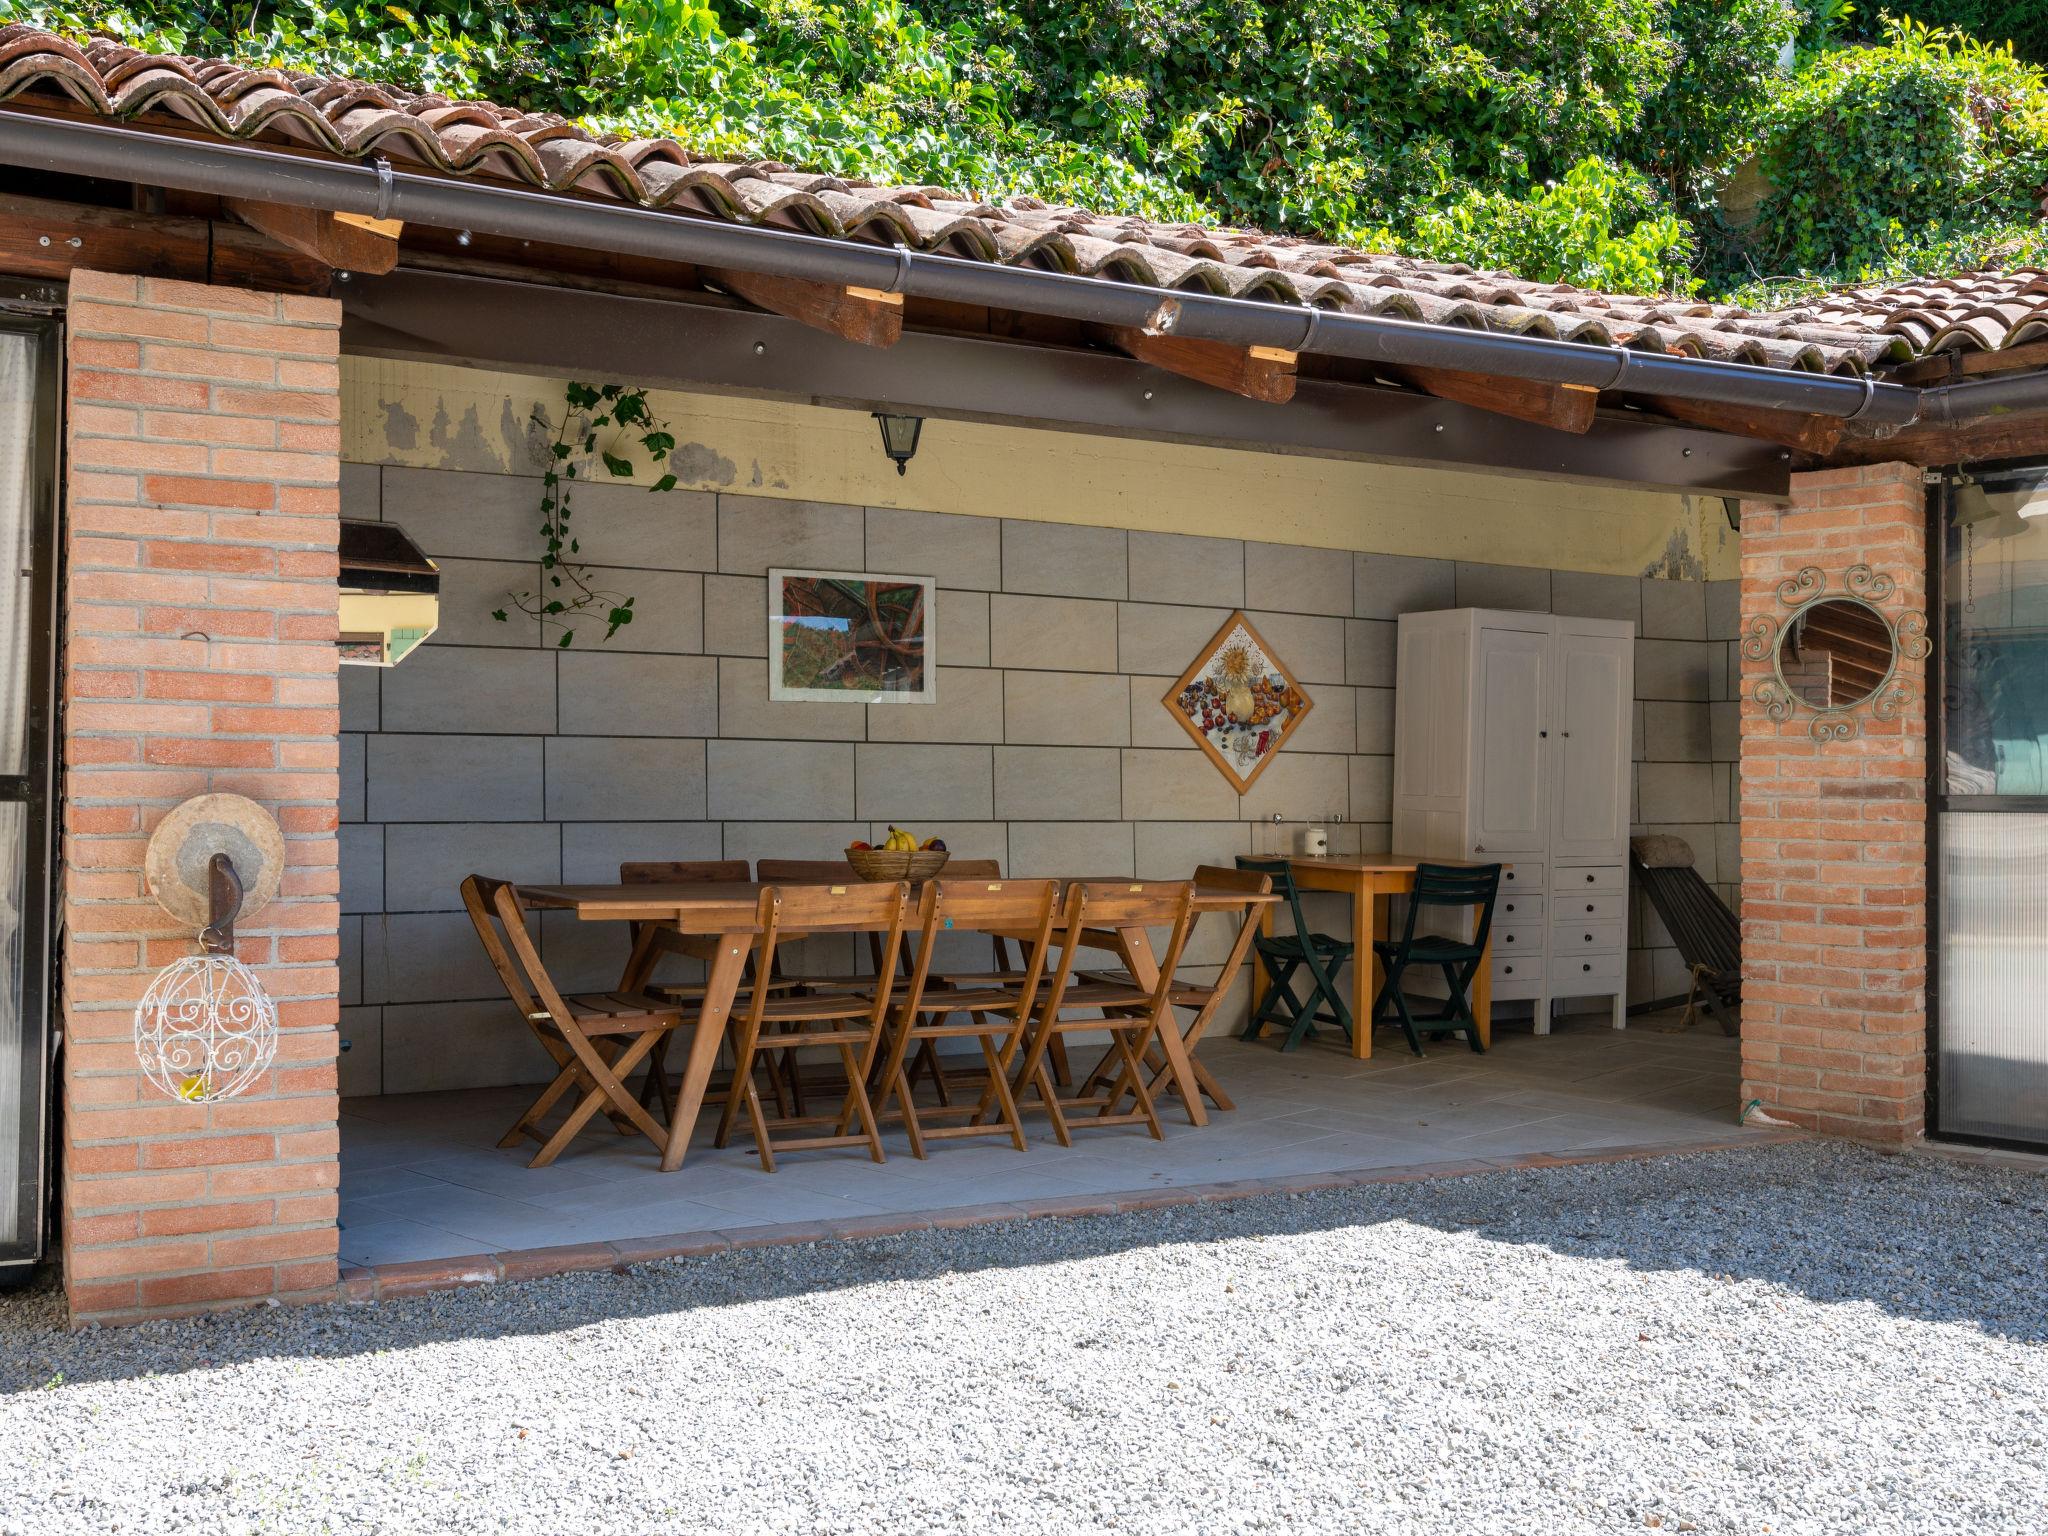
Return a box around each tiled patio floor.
[338,1012,1764,1269]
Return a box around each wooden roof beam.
[226,196,400,274]
[1636,394,1841,456]
[0,191,331,293]
[1100,326,1297,403]
[1388,364,1598,434]
[705,266,904,347]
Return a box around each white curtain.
[0,331,36,1247]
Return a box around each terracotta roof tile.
[7,25,2048,376]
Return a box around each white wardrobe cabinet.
[1392,608,1635,1031]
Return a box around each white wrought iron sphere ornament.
[135,794,286,1105]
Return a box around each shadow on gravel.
[3,1140,2043,1393]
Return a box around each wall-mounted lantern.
[339,518,440,666]
[871,412,925,476]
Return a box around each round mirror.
[1777,597,1896,711]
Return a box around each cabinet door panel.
[1550,631,1632,859]
[1471,626,1548,854]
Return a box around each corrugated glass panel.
[1938,811,2048,1143]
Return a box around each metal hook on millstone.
[198,852,244,956]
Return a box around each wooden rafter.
[225,196,400,274]
[1638,394,1841,457]
[1837,406,2048,467]
[1099,326,1298,404]
[0,191,331,293]
[703,266,904,347]
[1386,364,1599,434]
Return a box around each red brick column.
[59,270,343,1323]
[1739,463,1927,1142]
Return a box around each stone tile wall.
[337,462,1739,1095]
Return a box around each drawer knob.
[1504,965,1514,975]
[1505,934,1515,944]
[1584,933,1592,942]
[1586,903,1594,913]
[1582,962,1591,972]
[1585,874,1595,883]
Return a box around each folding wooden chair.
[870,875,1060,1157]
[713,880,911,1172]
[1008,881,1197,1146]
[1078,864,1270,1118]
[459,875,685,1167]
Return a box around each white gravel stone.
[2,1142,2044,1534]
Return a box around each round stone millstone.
[143,792,287,928]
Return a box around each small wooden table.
[518,877,1276,1164]
[1271,854,1503,1059]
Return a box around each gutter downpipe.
[0,108,1923,431]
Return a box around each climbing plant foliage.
[4,1,2046,300]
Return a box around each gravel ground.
[2,1140,2044,1536]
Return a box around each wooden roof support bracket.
[1393,364,1599,434]
[226,196,400,274]
[1100,326,1298,403]
[705,266,904,347]
[1639,394,1842,457]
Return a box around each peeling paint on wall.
[341,354,1742,579]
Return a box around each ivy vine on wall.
[494,381,677,647]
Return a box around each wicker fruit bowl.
[845,847,950,883]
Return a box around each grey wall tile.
[994,746,1120,821]
[1285,682,1355,756]
[941,589,990,669]
[562,822,725,882]
[1354,553,1454,619]
[1705,578,1741,641]
[548,736,708,820]
[381,467,535,562]
[337,1006,380,1098]
[368,734,543,822]
[338,665,379,734]
[1009,821,1134,878]
[703,574,765,656]
[381,999,546,1094]
[866,506,1000,589]
[867,667,1004,744]
[538,907,637,994]
[992,594,1119,672]
[721,821,868,867]
[1637,761,1717,823]
[1642,577,1707,639]
[380,646,557,735]
[562,652,716,738]
[1348,754,1394,825]
[1637,638,1712,701]
[426,557,545,649]
[1642,700,1711,763]
[1710,700,1739,762]
[555,482,715,571]
[1246,542,1352,617]
[340,733,366,823]
[1134,821,1251,880]
[718,656,866,742]
[1116,602,1230,676]
[1456,562,1551,612]
[374,912,515,1005]
[382,821,560,912]
[718,495,863,574]
[1001,520,1127,599]
[1345,619,1396,688]
[1239,751,1350,823]
[704,739,845,820]
[1121,750,1240,821]
[339,824,383,915]
[578,567,703,654]
[339,915,362,1008]
[1128,676,1196,749]
[857,744,994,820]
[1128,531,1243,607]
[340,461,379,520]
[1553,571,1641,624]
[1005,671,1130,746]
[1355,686,1395,754]
[1242,612,1345,685]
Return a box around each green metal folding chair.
[1236,856,1353,1051]
[1369,863,1502,1055]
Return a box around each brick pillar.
[59,270,343,1323]
[1738,463,1927,1142]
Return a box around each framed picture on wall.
[767,568,937,704]
[1164,610,1312,793]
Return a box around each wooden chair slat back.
[1193,864,1270,895]
[1069,880,1194,929]
[619,860,750,883]
[940,858,1003,879]
[896,877,1059,1018]
[756,858,858,883]
[763,880,910,931]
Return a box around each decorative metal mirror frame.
[1742,564,1930,742]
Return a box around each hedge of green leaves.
[3,0,2045,301]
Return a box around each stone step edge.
[339,1127,1812,1303]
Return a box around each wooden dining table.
[517,876,1276,1169]
[1272,853,1506,1059]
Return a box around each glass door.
[1935,465,2048,1147]
[0,311,56,1273]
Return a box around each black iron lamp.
[871,411,924,476]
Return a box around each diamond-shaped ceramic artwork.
[1163,611,1313,794]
